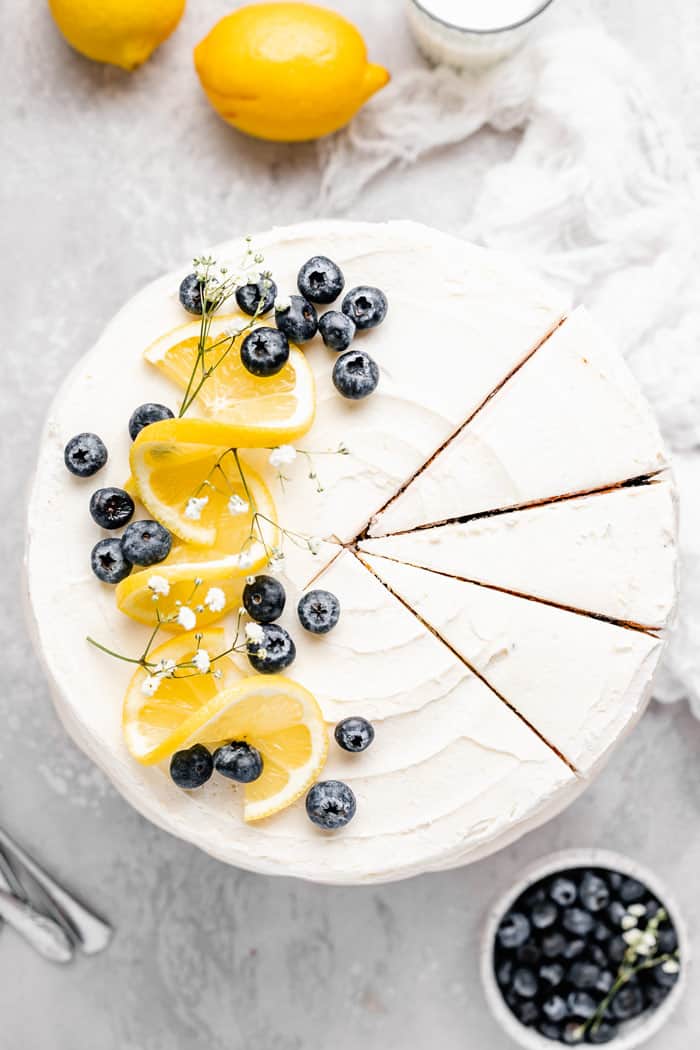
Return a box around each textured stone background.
[2,0,698,1046]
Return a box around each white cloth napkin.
[318,28,700,717]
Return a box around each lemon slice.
[144,315,316,442]
[130,417,278,548]
[115,555,250,628]
[122,629,243,764]
[179,675,329,822]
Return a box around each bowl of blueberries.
[481,850,687,1048]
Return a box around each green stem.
[87,637,148,667]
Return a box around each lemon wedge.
[122,629,243,764]
[178,675,328,822]
[130,417,278,549]
[144,315,315,442]
[115,555,250,629]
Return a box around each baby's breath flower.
[274,295,292,313]
[337,441,350,455]
[212,668,223,680]
[268,548,285,572]
[628,903,647,918]
[184,496,208,521]
[141,676,160,697]
[245,622,265,645]
[147,575,170,597]
[155,658,176,677]
[621,915,638,930]
[662,958,680,974]
[192,649,211,674]
[204,587,226,613]
[308,536,322,555]
[245,575,256,585]
[255,647,267,660]
[228,494,249,515]
[177,606,197,631]
[269,444,297,469]
[224,318,248,338]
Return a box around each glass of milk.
[406,0,557,69]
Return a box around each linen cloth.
[318,29,700,717]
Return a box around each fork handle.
[0,888,74,963]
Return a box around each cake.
[25,221,677,884]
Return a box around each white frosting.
[359,554,663,774]
[25,220,675,883]
[360,478,678,630]
[371,308,669,537]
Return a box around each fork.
[0,850,74,962]
[0,827,113,955]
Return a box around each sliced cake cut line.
[357,552,664,777]
[365,307,670,540]
[353,549,579,775]
[370,470,665,539]
[357,476,678,633]
[354,313,568,541]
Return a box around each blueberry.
[128,403,174,441]
[496,959,513,989]
[335,716,374,753]
[619,877,646,903]
[644,897,662,921]
[579,871,610,912]
[550,877,578,907]
[297,589,341,634]
[589,945,609,968]
[563,909,595,937]
[657,924,678,954]
[542,994,568,1022]
[297,256,345,304]
[513,1000,539,1026]
[235,276,277,316]
[589,1022,619,1044]
[607,872,623,890]
[179,273,212,315]
[497,912,531,950]
[512,967,538,998]
[541,932,567,958]
[563,938,587,961]
[516,942,541,967]
[567,991,597,1020]
[341,285,388,330]
[90,538,132,584]
[121,520,172,566]
[653,963,680,989]
[611,981,644,1020]
[89,487,135,530]
[240,327,290,377]
[593,923,612,943]
[169,744,213,789]
[242,574,286,623]
[318,310,356,352]
[531,901,558,930]
[608,901,626,928]
[247,623,296,673]
[64,432,108,477]
[540,963,565,988]
[305,780,356,830]
[213,741,263,783]
[538,1023,563,1042]
[596,970,615,994]
[562,1022,586,1045]
[645,982,671,1006]
[607,936,627,965]
[568,962,600,990]
[333,349,379,400]
[275,295,318,343]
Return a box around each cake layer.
[359,478,678,629]
[369,307,669,537]
[358,554,662,773]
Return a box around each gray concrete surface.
[2,0,699,1046]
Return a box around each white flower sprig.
[578,904,680,1040]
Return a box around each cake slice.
[368,308,669,538]
[358,479,678,629]
[357,553,662,774]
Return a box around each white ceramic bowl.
[481,849,689,1049]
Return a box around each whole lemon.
[48,0,186,70]
[194,3,390,142]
